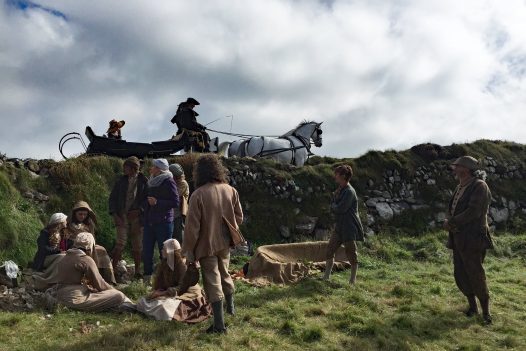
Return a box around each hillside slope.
[0,139,525,266]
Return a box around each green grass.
[1,232,525,351]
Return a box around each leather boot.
[133,251,142,279]
[480,298,492,325]
[349,263,358,285]
[323,259,334,280]
[225,294,235,315]
[111,247,122,271]
[207,300,227,334]
[465,295,478,317]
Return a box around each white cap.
[153,158,169,171]
[48,213,67,226]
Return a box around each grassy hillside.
[1,139,525,266]
[1,232,525,350]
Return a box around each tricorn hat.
[451,156,479,171]
[186,97,200,105]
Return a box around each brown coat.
[182,183,243,261]
[55,249,127,312]
[448,178,493,251]
[56,249,112,290]
[175,178,189,217]
[153,256,187,294]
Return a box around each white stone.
[365,198,381,207]
[436,212,447,222]
[489,207,509,223]
[366,214,375,226]
[375,202,394,220]
[279,226,291,238]
[390,202,410,215]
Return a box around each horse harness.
[246,131,316,165]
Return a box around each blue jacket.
[143,177,180,225]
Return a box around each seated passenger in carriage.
[170,97,210,152]
[106,119,125,140]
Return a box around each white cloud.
[0,0,525,160]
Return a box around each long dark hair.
[193,154,228,188]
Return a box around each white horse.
[217,121,323,166]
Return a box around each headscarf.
[153,158,169,171]
[162,239,181,271]
[48,213,67,226]
[73,232,96,252]
[70,201,97,225]
[169,163,184,178]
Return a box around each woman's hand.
[147,196,158,206]
[148,290,166,299]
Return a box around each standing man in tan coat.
[182,154,244,334]
[444,156,494,324]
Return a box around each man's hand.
[148,290,166,299]
[113,214,124,227]
[443,219,452,231]
[147,196,157,206]
[127,209,140,221]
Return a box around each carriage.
[59,126,215,159]
[59,121,323,166]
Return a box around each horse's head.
[288,121,323,148]
[312,122,323,147]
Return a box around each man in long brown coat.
[182,154,243,334]
[444,156,494,324]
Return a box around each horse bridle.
[292,124,322,155]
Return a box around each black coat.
[171,104,203,132]
[331,184,365,242]
[108,172,149,216]
[32,229,61,271]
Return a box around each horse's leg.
[294,149,307,167]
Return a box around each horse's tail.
[218,141,231,158]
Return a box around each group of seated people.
[31,203,211,322]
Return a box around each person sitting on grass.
[55,232,135,312]
[66,201,117,285]
[32,213,68,290]
[136,238,212,322]
[323,164,365,284]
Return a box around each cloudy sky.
[1,0,525,160]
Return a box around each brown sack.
[222,216,245,247]
[246,241,350,285]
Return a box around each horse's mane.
[282,120,318,137]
